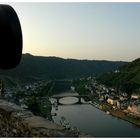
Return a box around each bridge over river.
[52,95,91,105]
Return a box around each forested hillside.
[97,58,140,95]
[0,53,126,87]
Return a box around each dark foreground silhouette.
[0,5,22,69]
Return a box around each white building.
[128,104,140,114]
[131,94,139,100]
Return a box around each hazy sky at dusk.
[8,3,140,61]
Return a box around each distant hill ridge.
[97,58,140,95]
[0,53,126,87]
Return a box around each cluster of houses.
[85,78,140,118]
[4,80,49,109]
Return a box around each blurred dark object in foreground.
[0,5,22,69]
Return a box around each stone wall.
[0,99,88,137]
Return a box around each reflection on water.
[59,97,78,105]
[50,92,140,137]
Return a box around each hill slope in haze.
[0,54,126,86]
[97,58,140,95]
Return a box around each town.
[1,80,53,120]
[1,76,140,127]
[82,77,140,125]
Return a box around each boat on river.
[106,111,110,115]
[60,116,71,129]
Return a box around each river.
[50,91,140,137]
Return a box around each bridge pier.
[56,98,59,105]
[77,97,82,104]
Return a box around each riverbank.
[90,100,140,127]
[0,99,91,137]
[110,110,140,126]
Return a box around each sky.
[6,3,140,61]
